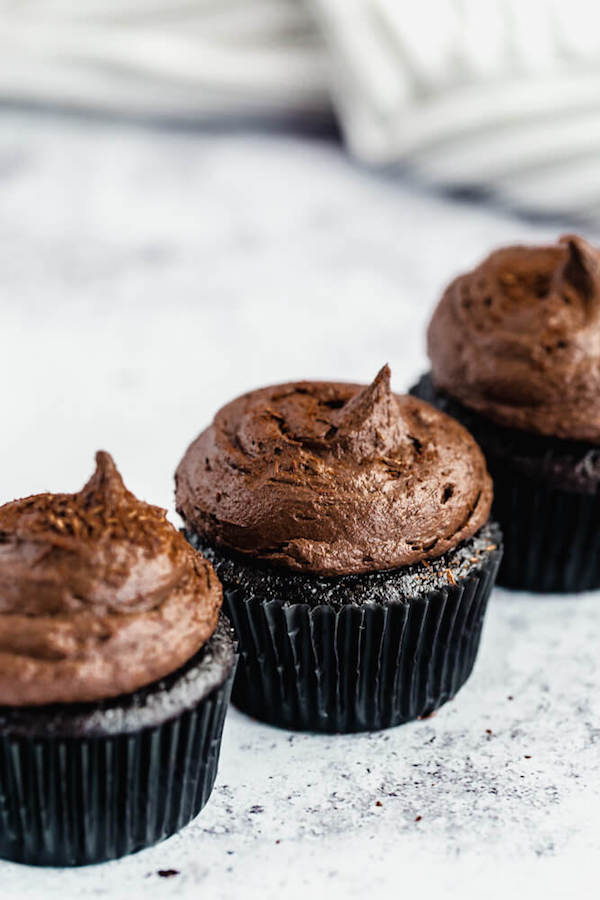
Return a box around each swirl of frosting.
[428,234,600,441]
[175,366,492,576]
[0,452,221,706]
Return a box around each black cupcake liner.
[202,547,501,733]
[490,465,600,592]
[0,621,235,867]
[411,373,600,592]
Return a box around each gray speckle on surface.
[0,110,598,899]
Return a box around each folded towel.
[2,0,600,219]
[312,0,600,218]
[0,0,330,122]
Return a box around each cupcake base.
[411,373,600,593]
[0,618,236,867]
[187,527,502,733]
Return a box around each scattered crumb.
[507,696,514,701]
[445,568,456,585]
[484,544,497,551]
[157,870,179,879]
[524,755,532,759]
[415,815,422,823]
[485,729,493,736]
[276,840,281,845]
[375,800,383,807]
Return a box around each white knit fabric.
[0,0,329,120]
[312,0,600,217]
[2,0,600,217]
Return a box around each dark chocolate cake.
[0,452,235,866]
[413,234,600,592]
[176,366,501,732]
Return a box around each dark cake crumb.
[187,521,501,611]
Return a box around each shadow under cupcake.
[176,365,502,733]
[0,452,236,867]
[412,234,600,593]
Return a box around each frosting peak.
[176,368,492,576]
[81,449,129,510]
[326,364,407,460]
[0,452,221,706]
[3,452,169,556]
[428,235,600,441]
[561,235,600,313]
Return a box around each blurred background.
[2,0,600,513]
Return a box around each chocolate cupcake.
[176,366,501,733]
[0,452,235,866]
[412,234,600,593]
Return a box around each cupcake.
[411,234,600,593]
[176,365,501,733]
[0,452,235,866]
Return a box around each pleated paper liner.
[411,373,600,593]
[490,465,600,592]
[189,533,502,733]
[0,618,236,867]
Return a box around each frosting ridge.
[176,366,492,575]
[0,452,222,706]
[428,234,600,441]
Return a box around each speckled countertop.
[0,110,598,899]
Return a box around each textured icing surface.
[0,453,222,705]
[176,367,492,575]
[428,235,600,441]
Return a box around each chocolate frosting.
[0,452,222,706]
[428,234,600,441]
[175,366,492,576]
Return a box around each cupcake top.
[176,366,492,576]
[0,452,222,706]
[428,234,600,442]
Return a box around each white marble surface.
[0,110,599,899]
